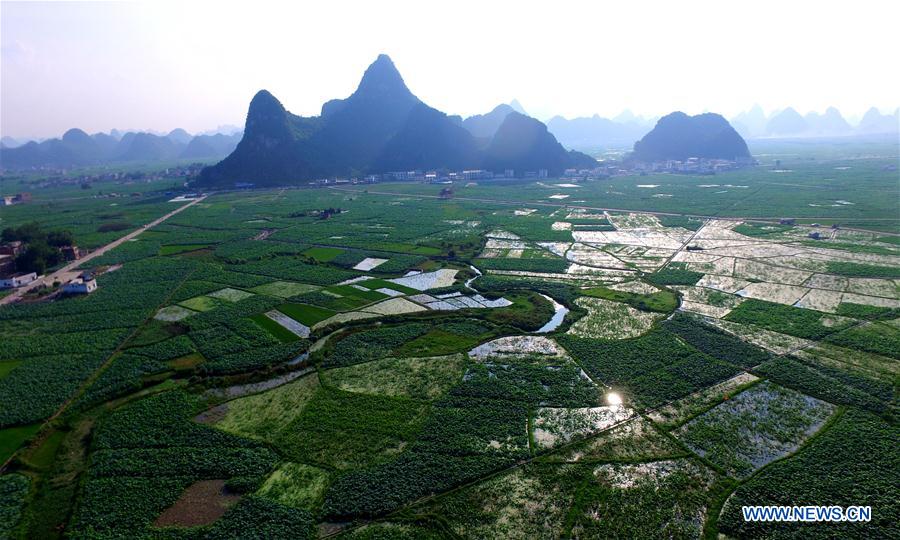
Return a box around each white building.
[0,272,37,289]
[62,273,97,294]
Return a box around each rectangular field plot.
[735,282,809,305]
[725,299,856,340]
[321,354,467,401]
[352,257,388,271]
[717,409,899,539]
[275,388,430,470]
[277,303,337,326]
[675,381,835,478]
[542,417,686,463]
[250,281,321,298]
[559,330,741,409]
[532,405,635,450]
[214,374,320,441]
[648,372,761,428]
[418,464,585,540]
[387,268,458,290]
[256,462,330,512]
[154,305,197,321]
[207,287,255,302]
[469,336,567,360]
[823,320,900,359]
[177,296,222,312]
[359,297,426,316]
[263,310,310,339]
[566,297,664,340]
[303,246,344,262]
[570,459,719,538]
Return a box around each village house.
[0,241,24,257]
[61,272,97,294]
[60,245,82,261]
[0,254,15,275]
[0,272,38,289]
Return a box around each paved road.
[0,196,206,306]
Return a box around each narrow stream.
[465,264,482,290]
[536,294,569,333]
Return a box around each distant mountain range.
[199,55,594,186]
[631,112,750,162]
[731,105,899,139]
[546,106,898,151]
[1,73,895,172]
[546,114,656,151]
[0,127,241,169]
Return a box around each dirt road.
[0,196,206,305]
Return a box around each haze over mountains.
[199,55,595,186]
[0,52,895,172]
[733,105,899,139]
[547,105,898,151]
[0,128,241,168]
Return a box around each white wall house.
[62,275,97,294]
[0,272,38,289]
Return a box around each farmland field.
[0,139,897,539]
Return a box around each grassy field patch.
[571,458,720,538]
[251,281,321,298]
[567,297,663,340]
[303,246,345,262]
[582,285,678,313]
[676,381,835,477]
[277,303,337,326]
[250,314,302,343]
[322,354,467,400]
[543,417,686,463]
[256,462,330,511]
[0,360,22,380]
[719,409,898,539]
[215,374,320,441]
[725,299,855,340]
[0,423,41,463]
[276,387,430,470]
[420,464,585,539]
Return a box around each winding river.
[536,294,569,333]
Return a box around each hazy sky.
[2,0,899,138]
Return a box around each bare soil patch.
[154,479,240,527]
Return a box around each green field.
[303,246,345,262]
[277,303,337,325]
[0,139,898,538]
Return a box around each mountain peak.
[509,99,527,115]
[62,128,91,143]
[249,90,284,112]
[167,128,192,145]
[633,111,749,161]
[352,54,414,102]
[245,90,292,140]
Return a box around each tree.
[15,240,59,274]
[46,230,75,247]
[2,222,44,243]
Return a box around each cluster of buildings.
[1,192,31,206]
[631,157,755,175]
[7,164,201,193]
[302,159,755,188]
[387,169,551,182]
[0,240,95,295]
[305,168,557,187]
[0,240,38,291]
